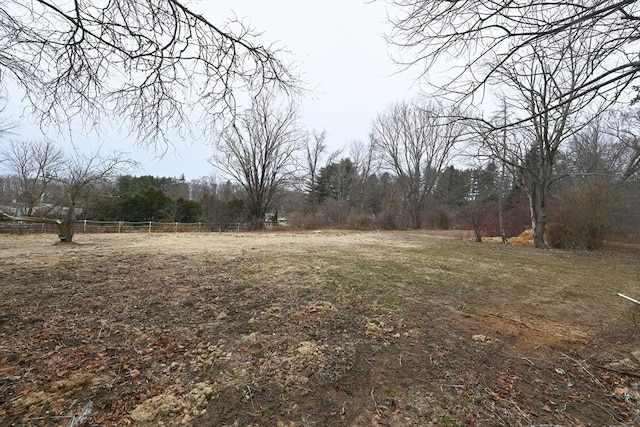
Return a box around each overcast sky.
[4,0,421,180]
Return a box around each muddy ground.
[1,230,640,426]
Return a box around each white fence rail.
[0,219,252,234]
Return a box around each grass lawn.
[1,230,639,426]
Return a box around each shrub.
[346,214,377,230]
[550,177,620,250]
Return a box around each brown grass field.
[1,230,640,426]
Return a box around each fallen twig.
[510,399,531,423]
[370,387,379,414]
[561,353,604,388]
[521,356,535,366]
[588,400,625,423]
[600,366,640,378]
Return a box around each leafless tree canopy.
[565,114,638,181]
[0,0,299,145]
[606,109,640,181]
[371,99,463,228]
[471,26,620,248]
[0,139,133,241]
[349,139,380,213]
[0,103,15,138]
[304,129,327,206]
[389,0,640,116]
[212,95,304,229]
[0,139,65,215]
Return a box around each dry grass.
[1,231,640,426]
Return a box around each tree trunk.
[409,207,422,229]
[1,212,72,242]
[249,201,265,231]
[528,187,547,249]
[56,220,74,242]
[408,186,423,229]
[57,204,76,242]
[498,178,508,244]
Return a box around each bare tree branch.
[473,29,611,248]
[0,139,135,241]
[388,0,640,123]
[371,98,464,229]
[0,139,65,215]
[210,94,305,229]
[0,0,302,147]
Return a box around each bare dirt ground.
[2,230,640,426]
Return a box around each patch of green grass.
[296,287,314,299]
[223,232,640,335]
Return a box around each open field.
[1,230,640,426]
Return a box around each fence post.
[118,221,122,233]
[148,221,152,233]
[175,221,178,232]
[198,222,201,232]
[83,219,87,233]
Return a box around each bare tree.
[606,109,640,181]
[480,31,610,248]
[304,129,327,209]
[0,1,300,145]
[371,99,463,229]
[565,116,626,178]
[350,139,379,213]
[52,150,133,242]
[0,139,65,215]
[0,141,133,242]
[389,0,640,121]
[211,95,304,229]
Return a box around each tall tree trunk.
[407,183,423,229]
[250,196,266,231]
[528,186,547,248]
[408,198,422,229]
[499,114,508,244]
[473,225,483,242]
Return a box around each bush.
[545,222,570,249]
[550,177,620,250]
[346,214,377,230]
[287,212,327,230]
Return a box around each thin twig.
[245,385,255,410]
[25,415,72,421]
[521,356,535,366]
[589,400,625,423]
[370,387,378,413]
[600,366,640,378]
[561,352,604,388]
[370,387,388,415]
[510,399,531,422]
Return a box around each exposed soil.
[1,231,640,426]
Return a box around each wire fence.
[0,219,253,235]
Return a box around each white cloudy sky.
[4,0,422,180]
